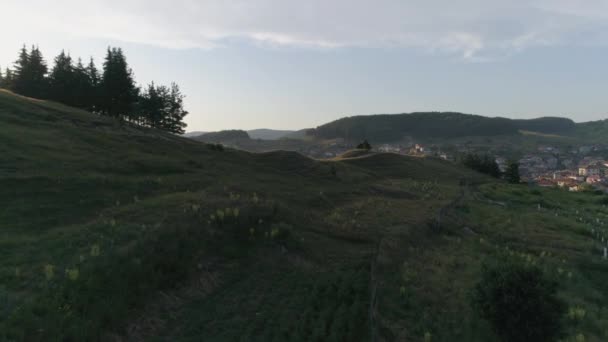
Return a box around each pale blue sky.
[2,0,608,132]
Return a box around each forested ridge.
[310,112,576,142]
[0,45,188,133]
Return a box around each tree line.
[462,153,520,183]
[0,45,188,134]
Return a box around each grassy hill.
[309,112,578,143]
[1,89,608,341]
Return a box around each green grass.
[1,89,607,341]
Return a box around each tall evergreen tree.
[164,83,188,134]
[3,68,13,89]
[138,82,188,133]
[0,67,4,88]
[85,57,100,112]
[11,45,48,98]
[12,45,30,95]
[28,46,48,98]
[72,58,90,108]
[48,50,74,105]
[139,82,164,128]
[99,47,138,120]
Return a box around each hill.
[1,89,608,341]
[247,129,296,140]
[187,129,306,142]
[309,112,577,142]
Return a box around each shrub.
[472,257,565,342]
[462,153,501,178]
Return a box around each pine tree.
[11,45,48,98]
[85,57,100,112]
[99,47,138,120]
[0,67,4,88]
[164,83,188,134]
[28,46,48,98]
[48,50,74,105]
[505,162,520,184]
[139,82,164,128]
[72,58,90,108]
[12,45,30,95]
[3,68,13,89]
[138,82,188,133]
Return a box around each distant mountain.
[195,130,251,143]
[309,112,576,143]
[247,129,295,140]
[187,128,310,141]
[282,129,312,140]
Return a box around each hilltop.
[1,89,608,341]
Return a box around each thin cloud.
[4,0,608,60]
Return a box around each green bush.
[472,257,565,342]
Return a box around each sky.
[1,0,608,132]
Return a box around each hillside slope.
[1,90,607,341]
[576,119,608,143]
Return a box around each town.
[357,142,608,193]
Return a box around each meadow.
[1,90,607,341]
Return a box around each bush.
[462,153,501,178]
[472,257,565,342]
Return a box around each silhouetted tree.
[72,58,91,109]
[99,47,139,120]
[2,67,13,89]
[11,45,30,95]
[139,82,165,128]
[164,83,188,134]
[11,45,48,98]
[139,82,188,133]
[85,57,100,112]
[504,162,520,184]
[48,50,74,105]
[28,46,48,98]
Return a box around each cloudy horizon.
[2,0,608,131]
